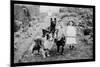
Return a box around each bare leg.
[69,45,71,50]
[69,44,74,50]
[71,45,75,50]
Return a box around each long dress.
[65,26,77,46]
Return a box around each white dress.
[65,26,77,45]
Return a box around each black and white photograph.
[11,0,95,66]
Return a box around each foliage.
[14,5,31,32]
[59,7,93,44]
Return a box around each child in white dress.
[65,21,77,49]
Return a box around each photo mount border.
[11,0,95,67]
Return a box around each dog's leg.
[37,48,41,55]
[61,46,64,55]
[31,50,34,55]
[38,49,40,54]
[32,48,34,54]
[57,45,60,53]
[46,49,50,57]
[40,48,46,58]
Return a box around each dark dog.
[32,38,43,54]
[42,29,50,37]
[31,37,51,58]
[54,35,66,55]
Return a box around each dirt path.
[19,42,93,63]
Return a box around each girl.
[65,21,77,50]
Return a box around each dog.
[54,34,66,55]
